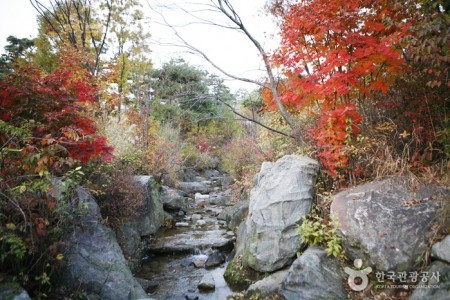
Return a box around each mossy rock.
[224,256,265,291]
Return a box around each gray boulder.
[279,247,347,300]
[409,261,450,300]
[217,201,249,230]
[62,187,148,299]
[239,155,319,272]
[431,235,450,264]
[159,186,193,211]
[331,177,446,272]
[116,176,164,262]
[178,181,211,195]
[0,281,31,300]
[246,269,289,297]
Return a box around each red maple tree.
[265,0,416,178]
[0,66,113,175]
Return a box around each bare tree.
[147,0,298,138]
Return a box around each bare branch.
[214,96,295,138]
[147,0,297,129]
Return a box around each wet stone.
[198,274,215,290]
[193,259,205,268]
[205,251,226,268]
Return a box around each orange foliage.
[266,0,417,178]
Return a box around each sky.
[0,0,279,92]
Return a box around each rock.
[205,251,226,268]
[209,194,232,206]
[164,212,174,226]
[135,277,158,294]
[148,230,233,253]
[204,169,220,179]
[116,176,164,262]
[431,235,450,263]
[239,155,319,272]
[196,220,206,226]
[175,222,190,227]
[198,274,215,290]
[279,247,347,300]
[331,177,446,272]
[160,186,192,211]
[0,281,31,300]
[409,261,450,300]
[62,187,148,299]
[191,214,202,221]
[193,259,205,268]
[178,181,210,195]
[246,269,289,297]
[217,201,249,230]
[194,193,210,201]
[132,176,164,234]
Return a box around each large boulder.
[331,177,447,272]
[239,155,320,272]
[431,235,450,264]
[409,261,450,300]
[246,269,289,298]
[0,281,31,300]
[116,176,164,261]
[159,185,193,211]
[62,187,149,299]
[279,247,347,300]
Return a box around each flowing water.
[136,175,236,300]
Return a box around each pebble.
[191,214,202,221]
[196,220,206,226]
[192,259,205,268]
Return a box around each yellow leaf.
[399,130,410,139]
[56,253,64,260]
[19,185,26,194]
[6,223,16,230]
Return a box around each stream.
[136,172,237,300]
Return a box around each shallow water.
[137,183,236,300]
[137,252,233,300]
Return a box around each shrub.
[298,210,344,258]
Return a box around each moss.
[224,256,265,291]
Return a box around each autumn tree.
[108,0,150,122]
[265,0,449,180]
[0,64,113,296]
[30,0,112,76]
[264,0,416,178]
